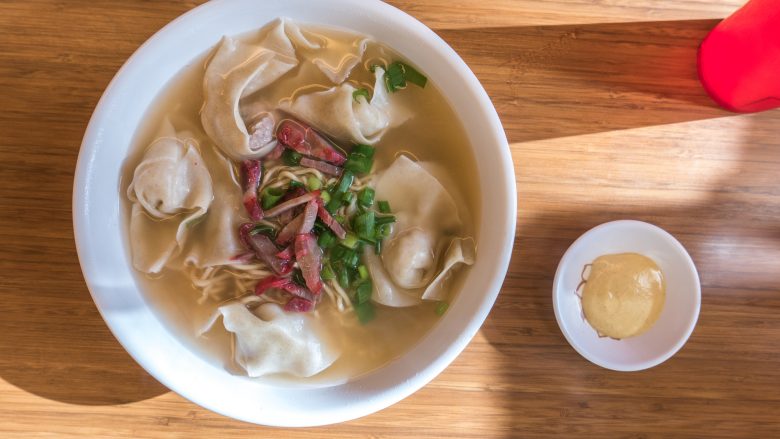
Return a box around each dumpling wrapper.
[182,145,247,268]
[311,38,370,84]
[210,302,341,378]
[283,67,410,145]
[365,156,475,307]
[127,125,213,273]
[201,19,319,161]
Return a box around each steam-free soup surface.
[122,20,480,385]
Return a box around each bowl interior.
[553,220,701,371]
[73,0,515,426]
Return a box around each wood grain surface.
[2,0,779,437]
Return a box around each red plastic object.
[698,0,780,112]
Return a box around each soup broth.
[121,20,480,385]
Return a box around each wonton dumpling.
[127,127,213,273]
[182,146,247,268]
[365,156,475,307]
[202,19,318,161]
[215,302,340,377]
[284,67,408,145]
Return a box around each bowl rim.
[552,220,701,372]
[72,0,516,426]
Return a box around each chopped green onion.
[384,61,428,93]
[249,224,276,238]
[336,170,354,194]
[261,186,285,209]
[318,230,337,249]
[374,239,382,254]
[358,265,369,280]
[352,88,370,102]
[306,175,322,191]
[358,187,375,208]
[375,214,396,226]
[313,220,327,234]
[282,149,302,166]
[320,190,331,205]
[321,263,336,281]
[436,301,449,316]
[334,215,346,225]
[376,223,392,239]
[378,200,391,213]
[344,249,360,268]
[331,245,346,260]
[289,180,305,189]
[292,269,306,287]
[342,191,355,205]
[327,171,355,212]
[354,301,375,324]
[400,62,428,88]
[340,232,359,250]
[335,264,350,289]
[384,61,406,93]
[355,280,372,304]
[326,193,342,213]
[344,153,373,174]
[354,211,375,241]
[353,144,375,158]
[359,237,376,246]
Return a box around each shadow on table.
[0,269,168,405]
[437,19,780,435]
[0,162,168,406]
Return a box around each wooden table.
[2,0,778,437]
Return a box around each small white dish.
[553,220,701,371]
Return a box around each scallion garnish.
[376,223,392,239]
[355,280,372,304]
[384,61,428,93]
[354,211,375,241]
[401,62,428,88]
[340,232,359,250]
[318,230,337,249]
[374,239,382,255]
[436,301,449,316]
[292,269,306,287]
[358,187,375,208]
[354,302,375,324]
[282,149,302,166]
[320,190,332,205]
[344,152,373,174]
[375,214,396,226]
[335,264,350,289]
[260,186,285,209]
[289,180,305,189]
[342,191,355,205]
[321,263,336,281]
[336,170,354,194]
[353,144,375,158]
[344,249,360,268]
[358,265,369,280]
[378,200,391,213]
[352,87,370,102]
[306,175,322,191]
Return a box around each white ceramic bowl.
[73,0,515,427]
[553,220,701,372]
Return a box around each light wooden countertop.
[2,0,779,437]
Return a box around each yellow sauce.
[581,253,665,339]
